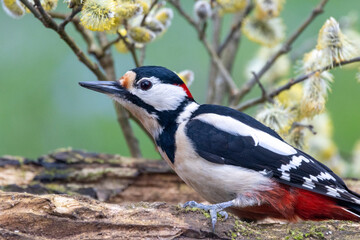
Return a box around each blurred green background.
[0,1,359,160]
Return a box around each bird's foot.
[183,200,234,232]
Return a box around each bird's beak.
[79,81,126,95]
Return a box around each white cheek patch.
[130,77,187,111]
[195,113,297,156]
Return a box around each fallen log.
[1,192,360,239]
[0,149,360,239]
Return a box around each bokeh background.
[0,1,359,162]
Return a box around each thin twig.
[234,0,329,103]
[49,12,103,57]
[235,56,360,111]
[118,32,140,67]
[139,46,147,66]
[96,32,143,158]
[206,11,222,103]
[33,0,58,29]
[212,13,244,104]
[217,2,253,55]
[199,21,207,40]
[19,0,42,20]
[59,6,82,31]
[113,103,143,158]
[24,0,107,80]
[291,122,317,135]
[251,72,273,104]
[103,35,122,52]
[140,0,159,26]
[23,0,142,157]
[168,0,239,96]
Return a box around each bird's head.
[79,66,196,137]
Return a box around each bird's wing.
[185,105,360,204]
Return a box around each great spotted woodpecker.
[80,66,360,231]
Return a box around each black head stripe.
[124,92,157,114]
[131,66,184,85]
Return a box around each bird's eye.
[139,80,152,91]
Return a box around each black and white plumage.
[79,66,360,230]
[184,104,360,204]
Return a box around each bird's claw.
[182,200,233,232]
[218,210,228,220]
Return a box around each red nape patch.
[177,83,194,100]
[294,188,360,221]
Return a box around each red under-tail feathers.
[229,183,360,222]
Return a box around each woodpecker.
[79,66,360,231]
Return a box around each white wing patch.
[302,172,336,190]
[351,197,360,205]
[278,155,310,181]
[194,113,297,156]
[325,186,341,197]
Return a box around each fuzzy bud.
[215,0,247,15]
[128,26,156,43]
[254,0,285,20]
[317,17,360,65]
[80,0,116,31]
[26,0,58,11]
[115,29,130,53]
[243,17,285,47]
[154,8,173,29]
[300,72,333,119]
[1,0,25,18]
[115,1,143,19]
[145,18,165,34]
[194,0,212,21]
[256,101,294,136]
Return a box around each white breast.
[172,122,275,204]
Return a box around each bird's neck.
[155,100,200,163]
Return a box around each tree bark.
[1,149,360,239]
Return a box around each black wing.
[186,105,360,204]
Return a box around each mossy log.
[1,149,360,239]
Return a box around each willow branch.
[236,56,360,111]
[103,35,121,52]
[19,0,42,19]
[252,71,273,104]
[33,0,58,28]
[118,32,140,67]
[96,33,142,157]
[139,46,147,66]
[21,0,142,157]
[22,0,107,80]
[168,0,239,96]
[217,2,253,55]
[49,12,102,57]
[211,13,244,104]
[59,6,82,31]
[140,0,159,26]
[291,122,317,135]
[206,12,222,103]
[234,0,329,103]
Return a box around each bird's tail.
[337,189,360,220]
[295,188,360,222]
